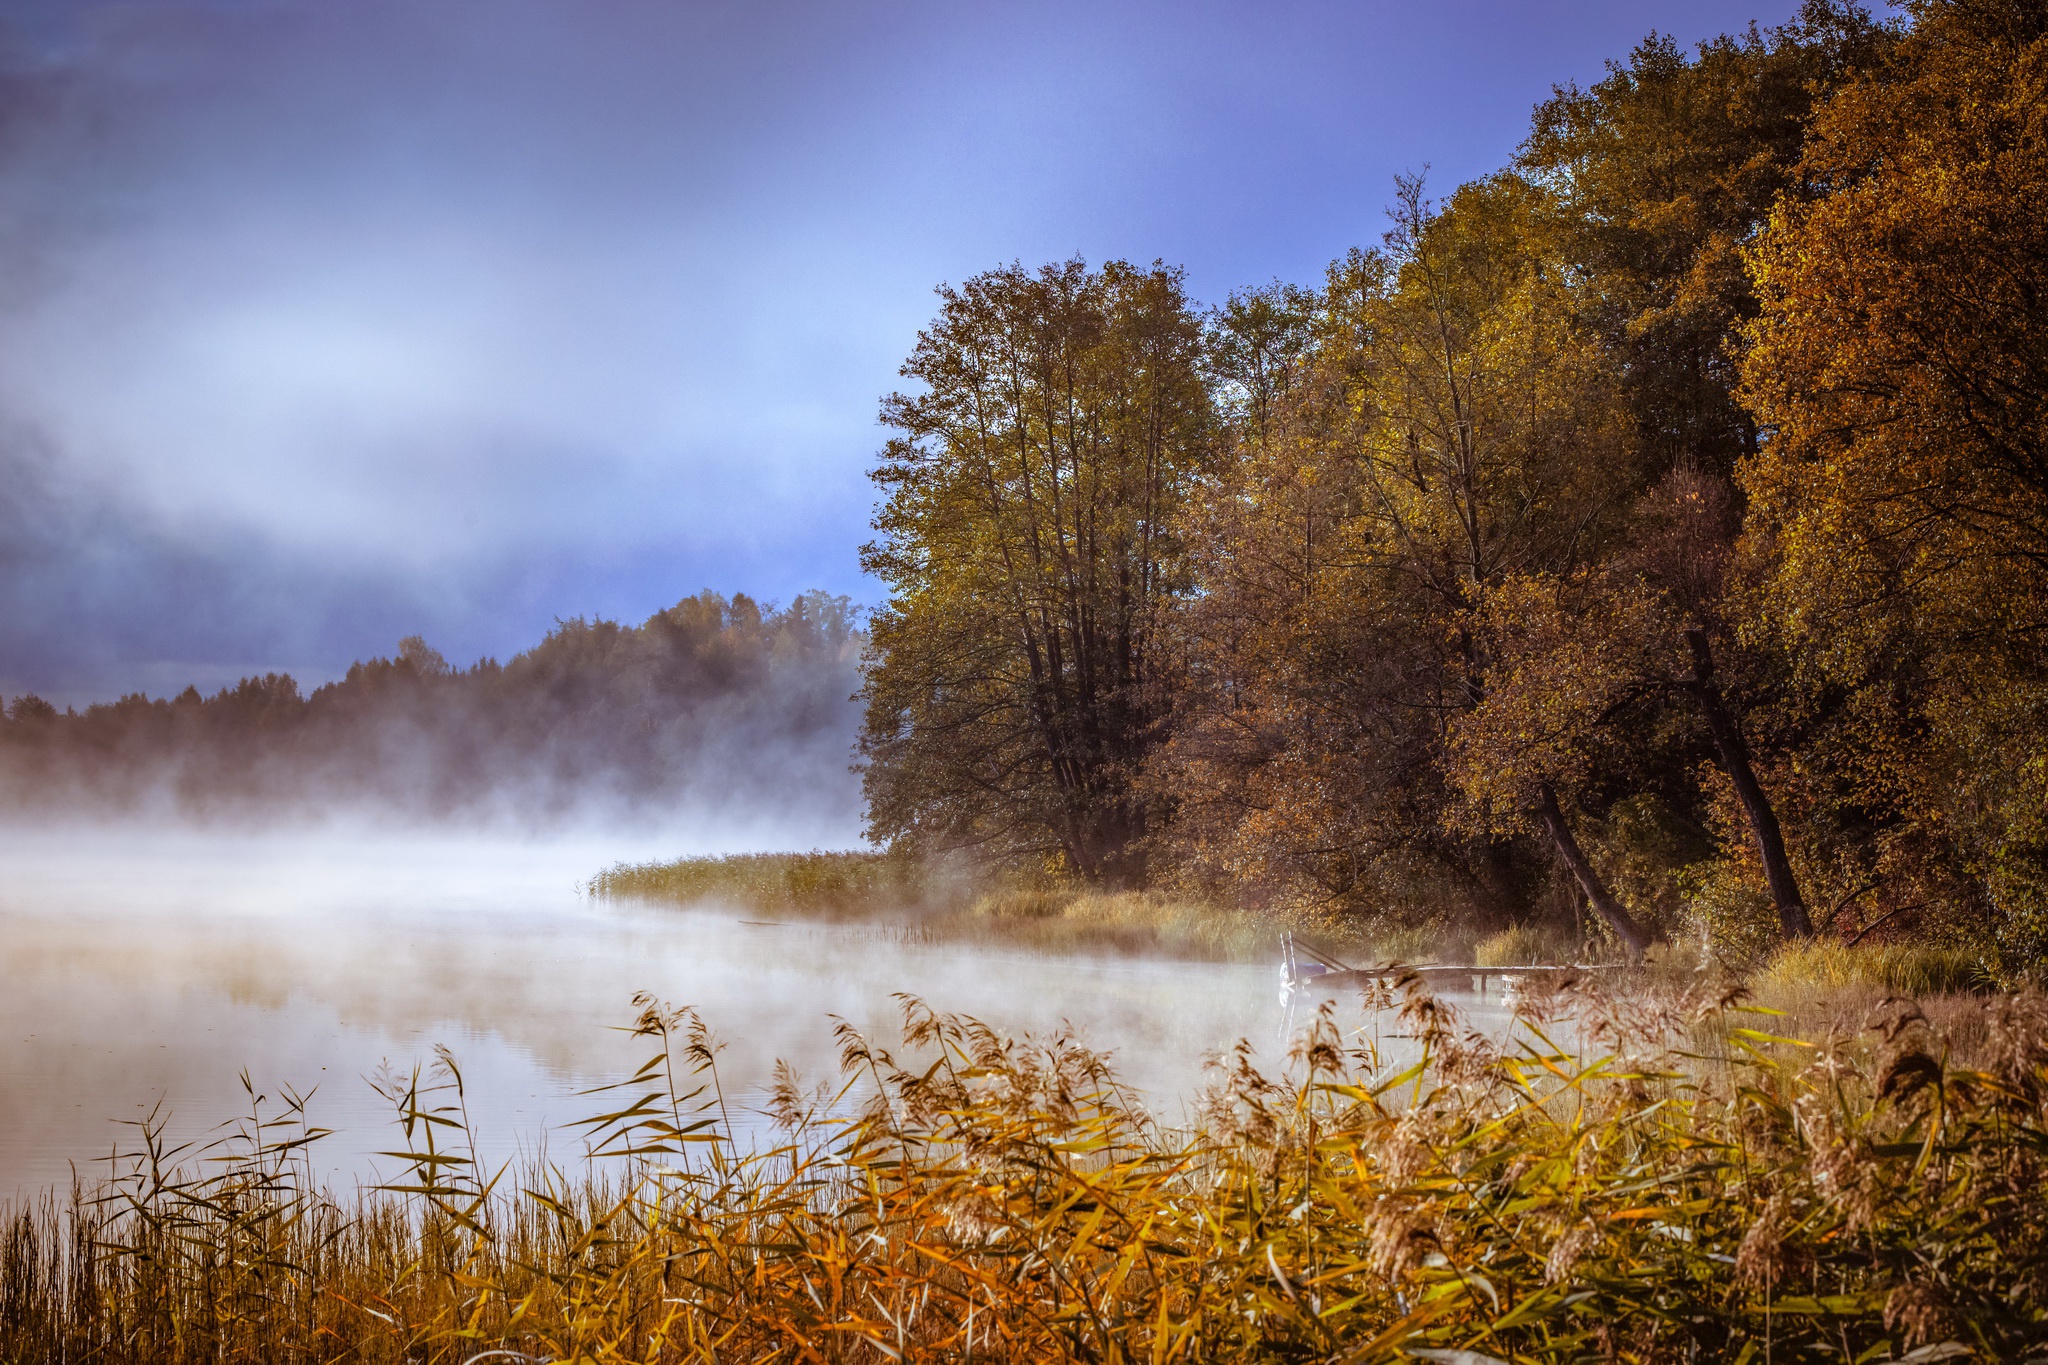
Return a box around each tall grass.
[1756,939,1990,997]
[590,852,1298,961]
[962,886,1284,959]
[4,978,2047,1361]
[590,850,938,917]
[1473,921,1580,967]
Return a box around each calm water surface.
[0,828,1371,1199]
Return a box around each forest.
[9,0,2042,978]
[4,5,2048,1359]
[0,590,859,824]
[857,0,2048,978]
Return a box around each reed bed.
[960,886,1285,960]
[587,852,1297,961]
[1754,940,1991,998]
[588,851,938,918]
[1473,923,1582,968]
[4,979,2046,1363]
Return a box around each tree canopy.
[857,0,2048,978]
[859,259,1209,885]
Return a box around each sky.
[0,0,1814,704]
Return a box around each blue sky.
[0,0,1812,702]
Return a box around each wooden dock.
[1280,934,1621,997]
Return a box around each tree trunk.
[1535,782,1654,958]
[1682,628,1814,939]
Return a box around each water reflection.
[0,829,1384,1198]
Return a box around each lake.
[0,827,1354,1200]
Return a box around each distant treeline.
[0,590,859,824]
[857,0,2048,976]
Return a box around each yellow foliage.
[1739,0,2048,969]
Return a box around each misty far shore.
[0,589,861,831]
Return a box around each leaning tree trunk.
[1682,628,1814,939]
[1534,782,1654,959]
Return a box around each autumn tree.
[1444,574,1671,954]
[859,260,1209,885]
[1520,0,1893,475]
[1163,40,1880,943]
[1739,0,2048,968]
[1204,281,1318,455]
[1447,475,1816,953]
[1154,176,1650,928]
[1408,6,1892,949]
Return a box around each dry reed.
[588,851,938,919]
[587,852,1298,961]
[3,978,2045,1362]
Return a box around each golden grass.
[1472,922,1579,967]
[589,850,937,918]
[5,979,2047,1362]
[1754,938,1991,997]
[961,886,1282,959]
[589,852,1298,961]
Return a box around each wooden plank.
[1290,963,1622,991]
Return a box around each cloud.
[0,0,1810,699]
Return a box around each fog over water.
[0,0,1803,1201]
[0,826,1344,1199]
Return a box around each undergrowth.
[1473,922,1581,968]
[1755,939,1991,997]
[3,977,2046,1362]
